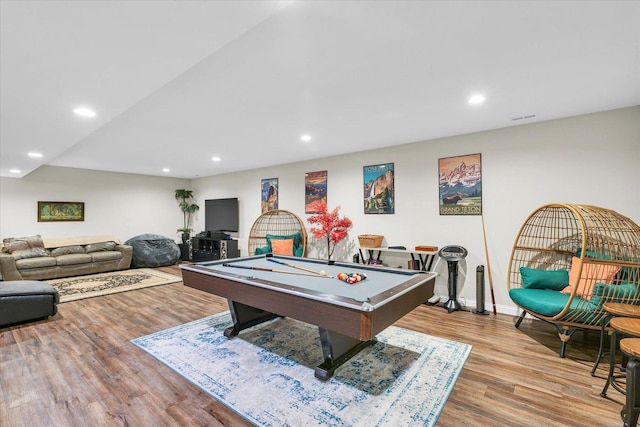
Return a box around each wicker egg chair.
[508,203,640,357]
[248,209,308,257]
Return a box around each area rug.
[132,311,472,426]
[46,268,182,303]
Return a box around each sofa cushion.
[519,267,569,291]
[0,280,58,297]
[50,245,85,256]
[56,253,92,266]
[85,241,117,253]
[509,288,582,317]
[15,256,57,269]
[90,251,122,262]
[2,235,48,260]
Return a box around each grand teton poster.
[438,154,482,215]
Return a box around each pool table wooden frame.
[180,255,436,380]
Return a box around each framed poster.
[363,163,394,214]
[261,178,278,213]
[438,153,482,215]
[38,201,85,222]
[304,170,327,214]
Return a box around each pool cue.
[223,263,331,278]
[481,215,498,315]
[267,258,331,277]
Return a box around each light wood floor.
[0,265,626,426]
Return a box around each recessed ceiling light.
[300,134,312,142]
[27,152,43,158]
[212,157,221,162]
[73,107,97,117]
[468,94,485,105]
[9,169,21,174]
[162,168,170,173]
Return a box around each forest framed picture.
[363,163,394,214]
[38,201,85,222]
[438,153,482,215]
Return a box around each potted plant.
[175,189,200,244]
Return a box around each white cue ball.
[320,270,326,275]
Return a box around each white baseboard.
[429,295,522,317]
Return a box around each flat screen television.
[204,198,239,232]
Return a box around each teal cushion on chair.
[509,288,575,316]
[254,233,304,257]
[267,233,302,249]
[589,282,640,309]
[519,267,569,291]
[255,246,270,255]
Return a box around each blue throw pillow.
[590,282,640,308]
[520,267,569,291]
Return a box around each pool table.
[180,254,436,380]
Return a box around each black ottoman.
[0,280,59,327]
[125,234,181,268]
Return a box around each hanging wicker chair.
[248,210,308,257]
[508,203,640,357]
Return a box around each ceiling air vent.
[510,114,537,122]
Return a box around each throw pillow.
[50,245,85,257]
[267,233,302,250]
[562,256,621,299]
[271,238,294,256]
[520,267,569,290]
[85,241,116,253]
[2,235,49,260]
[590,282,640,308]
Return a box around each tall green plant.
[175,189,200,234]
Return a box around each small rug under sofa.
[46,268,182,302]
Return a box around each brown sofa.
[0,235,132,281]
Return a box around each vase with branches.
[175,189,200,244]
[307,202,352,261]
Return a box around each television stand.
[191,237,239,262]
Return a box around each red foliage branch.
[307,202,353,260]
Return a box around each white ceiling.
[1,1,639,179]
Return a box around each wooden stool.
[620,338,640,427]
[592,303,640,377]
[601,318,640,398]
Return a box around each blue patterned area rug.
[132,311,472,426]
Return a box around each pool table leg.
[224,300,281,338]
[315,327,377,381]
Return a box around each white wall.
[192,106,640,314]
[0,166,190,242]
[1,106,638,315]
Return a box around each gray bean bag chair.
[124,234,180,268]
